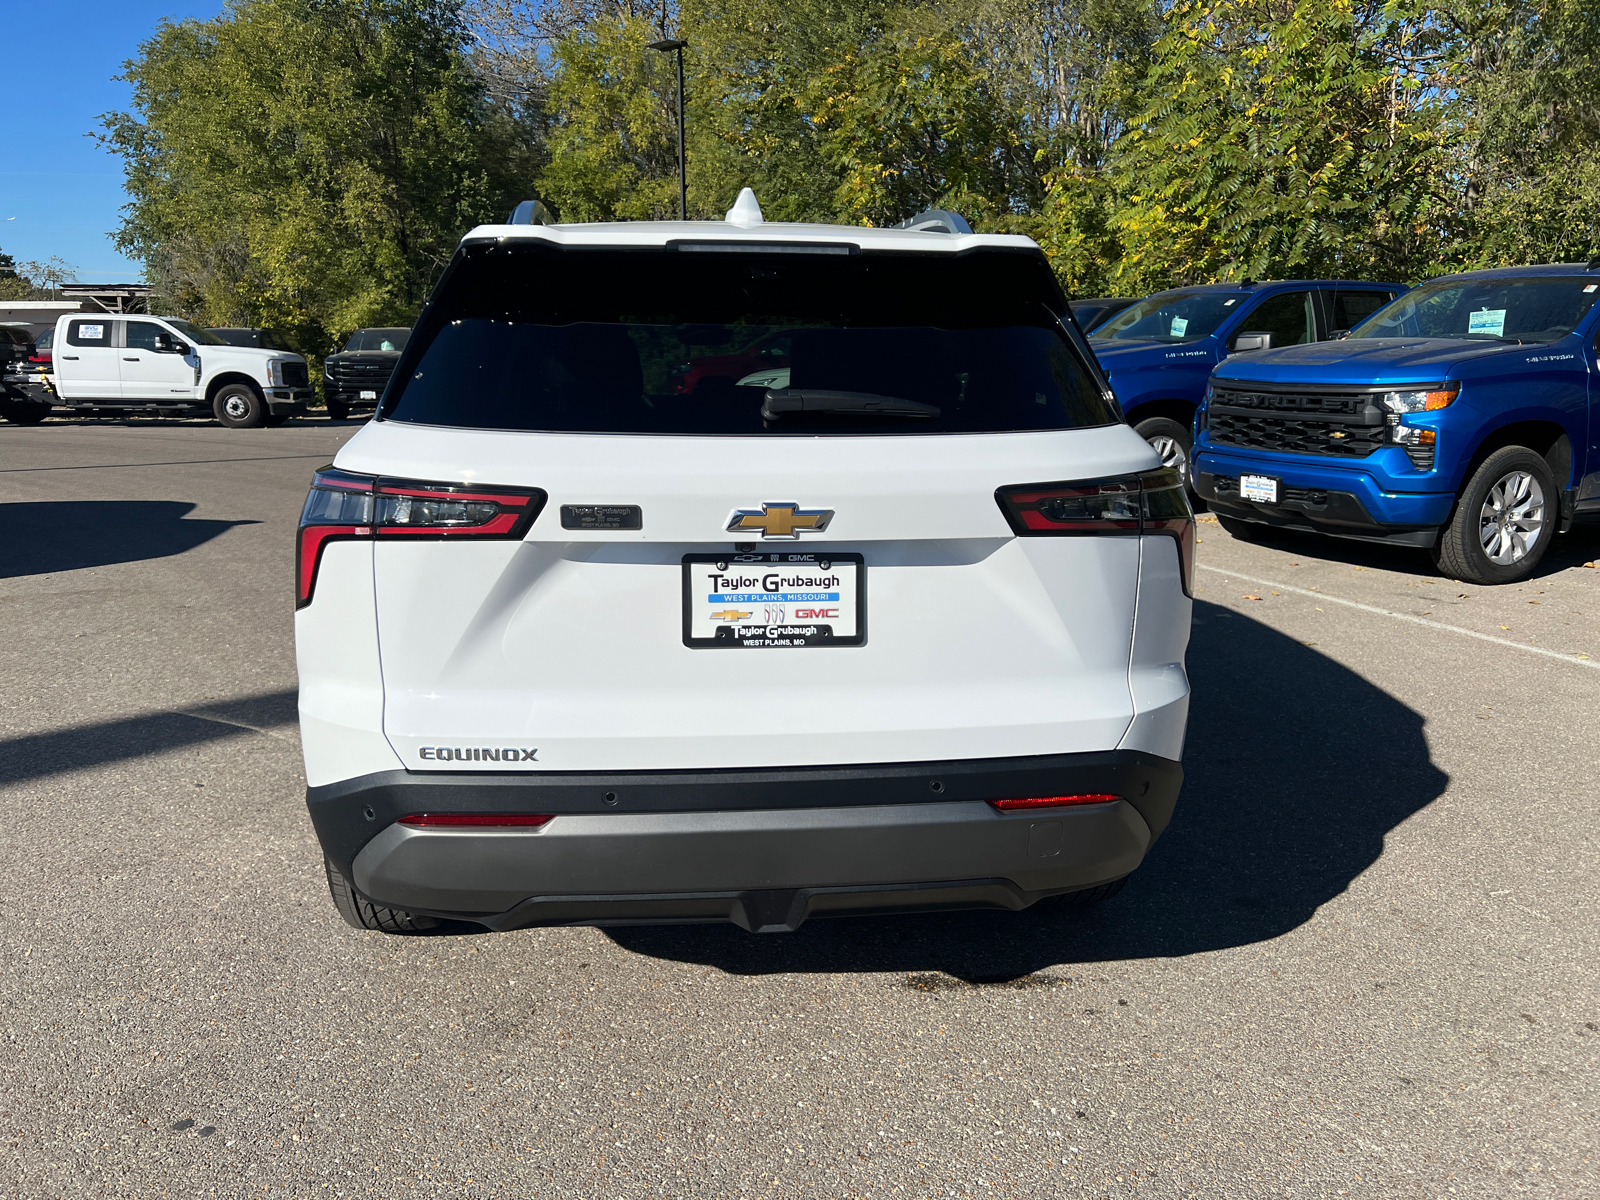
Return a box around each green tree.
[1453,0,1600,265]
[102,0,532,352]
[1102,0,1453,292]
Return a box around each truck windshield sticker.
[1468,308,1506,337]
[1222,299,1237,306]
[79,324,104,340]
[1586,284,1598,294]
[1170,316,1189,337]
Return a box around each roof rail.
[507,200,558,226]
[893,209,973,235]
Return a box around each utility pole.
[647,37,688,220]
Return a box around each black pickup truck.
[321,327,410,420]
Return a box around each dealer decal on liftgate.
[419,747,539,762]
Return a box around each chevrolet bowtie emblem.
[725,502,834,539]
[710,609,752,621]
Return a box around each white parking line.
[1198,563,1600,672]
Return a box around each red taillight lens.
[295,467,547,608]
[996,467,1195,596]
[397,813,554,827]
[989,794,1121,811]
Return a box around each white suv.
[296,195,1194,934]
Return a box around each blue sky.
[0,0,224,282]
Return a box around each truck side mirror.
[154,333,187,354]
[1230,331,1273,353]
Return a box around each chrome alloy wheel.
[223,393,252,420]
[1147,434,1189,483]
[1478,469,1545,565]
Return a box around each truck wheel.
[213,383,266,428]
[324,399,350,420]
[0,402,48,425]
[1216,513,1294,543]
[325,856,440,933]
[1134,416,1193,489]
[1431,446,1556,585]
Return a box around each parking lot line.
[1198,563,1600,671]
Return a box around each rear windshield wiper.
[760,388,940,420]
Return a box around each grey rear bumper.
[353,799,1153,931]
[313,750,1181,930]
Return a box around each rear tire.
[1134,416,1194,492]
[1216,513,1295,543]
[325,856,440,933]
[1430,445,1557,585]
[0,401,48,425]
[213,383,266,428]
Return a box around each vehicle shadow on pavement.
[605,599,1450,982]
[0,690,299,788]
[1220,520,1600,581]
[0,500,255,580]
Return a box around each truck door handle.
[61,355,79,360]
[123,356,141,361]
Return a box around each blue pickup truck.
[1090,280,1403,483]
[1194,263,1600,584]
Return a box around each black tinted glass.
[1237,291,1315,348]
[67,319,111,347]
[1330,290,1392,330]
[125,322,164,351]
[382,244,1112,436]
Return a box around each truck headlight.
[266,359,286,387]
[1381,385,1458,413]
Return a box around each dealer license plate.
[683,552,864,649]
[1240,474,1280,504]
[359,389,377,400]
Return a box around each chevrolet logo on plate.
[725,502,834,539]
[710,609,752,621]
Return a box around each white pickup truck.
[22,313,313,427]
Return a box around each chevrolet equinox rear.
[296,200,1194,934]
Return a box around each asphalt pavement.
[1,418,1596,1199]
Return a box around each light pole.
[647,38,687,220]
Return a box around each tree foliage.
[103,0,532,351]
[102,0,1600,316]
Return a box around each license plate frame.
[682,552,865,649]
[1239,473,1281,504]
[358,389,378,400]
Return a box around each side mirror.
[1230,331,1273,353]
[154,334,188,354]
[1326,329,1351,341]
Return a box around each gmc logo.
[793,608,838,619]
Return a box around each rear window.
[380,243,1115,436]
[67,320,111,347]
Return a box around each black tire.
[1216,513,1295,543]
[1041,876,1129,911]
[1134,415,1194,492]
[0,401,49,425]
[1430,445,1557,585]
[213,382,267,428]
[325,856,441,933]
[324,399,350,420]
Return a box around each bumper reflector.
[398,813,554,828]
[989,794,1121,812]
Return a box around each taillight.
[996,467,1195,596]
[296,466,547,608]
[397,813,554,827]
[989,794,1121,811]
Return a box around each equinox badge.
[725,502,834,539]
